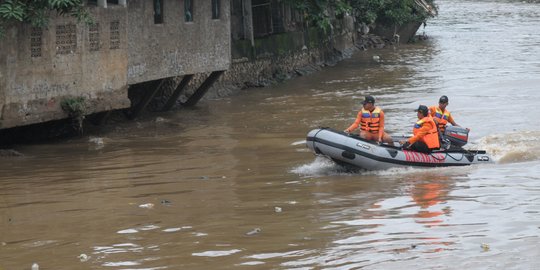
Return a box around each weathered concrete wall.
[126,0,231,84]
[371,22,423,43]
[202,16,358,100]
[0,5,131,129]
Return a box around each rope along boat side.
[306,128,493,171]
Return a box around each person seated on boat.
[429,95,462,133]
[344,95,393,144]
[400,105,441,153]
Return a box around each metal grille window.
[56,24,77,55]
[89,23,100,51]
[110,20,120,50]
[30,27,43,58]
[185,0,193,22]
[154,0,163,24]
[252,0,272,37]
[211,0,220,19]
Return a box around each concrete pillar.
[243,0,254,46]
[162,75,194,111]
[127,79,166,119]
[98,0,107,8]
[181,71,224,107]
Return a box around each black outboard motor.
[443,126,469,148]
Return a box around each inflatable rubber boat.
[306,127,493,171]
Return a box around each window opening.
[30,27,43,58]
[89,23,100,51]
[211,0,220,19]
[154,0,164,24]
[185,0,193,22]
[110,20,120,50]
[56,24,77,55]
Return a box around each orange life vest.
[430,106,450,132]
[360,107,382,134]
[414,116,440,149]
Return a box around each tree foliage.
[283,0,352,33]
[285,0,436,32]
[0,0,92,38]
[351,0,436,26]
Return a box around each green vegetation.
[0,0,92,38]
[351,0,436,26]
[61,96,87,133]
[283,0,352,33]
[284,0,436,33]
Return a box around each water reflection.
[2,0,540,269]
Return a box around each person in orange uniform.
[400,105,440,153]
[429,95,461,133]
[344,95,393,144]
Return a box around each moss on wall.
[232,27,328,61]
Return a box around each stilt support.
[162,74,193,111]
[181,71,225,107]
[89,110,112,126]
[127,79,166,119]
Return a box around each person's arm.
[345,111,362,132]
[429,106,436,117]
[448,114,459,126]
[408,124,431,144]
[378,110,385,142]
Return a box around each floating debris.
[78,253,90,262]
[139,203,154,209]
[480,243,490,251]
[245,228,261,236]
[155,117,167,123]
[89,137,104,147]
[160,199,172,206]
[31,263,39,270]
[274,207,282,213]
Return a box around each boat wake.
[291,156,355,177]
[473,131,540,164]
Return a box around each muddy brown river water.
[2,0,540,269]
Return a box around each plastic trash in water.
[245,228,261,236]
[78,254,90,262]
[480,243,490,251]
[139,203,154,209]
[31,263,39,270]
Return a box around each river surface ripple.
[2,0,540,269]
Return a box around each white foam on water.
[474,131,540,163]
[117,228,138,234]
[291,140,306,146]
[192,249,242,257]
[290,156,354,177]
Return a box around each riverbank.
[0,28,426,148]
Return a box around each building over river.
[0,0,231,129]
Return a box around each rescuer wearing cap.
[400,105,440,153]
[429,95,461,133]
[344,95,393,144]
